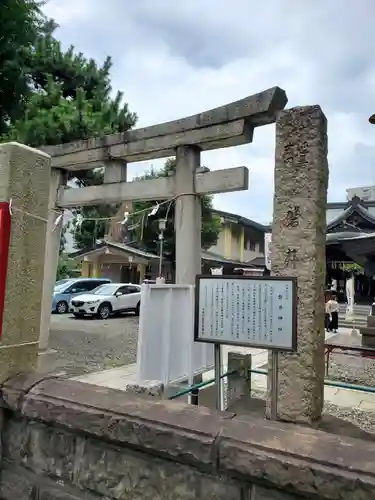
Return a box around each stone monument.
[0,142,50,381]
[267,106,329,423]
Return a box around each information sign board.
[194,275,297,351]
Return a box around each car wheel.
[73,312,84,318]
[135,302,140,316]
[97,303,112,320]
[56,301,68,314]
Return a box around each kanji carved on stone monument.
[284,248,299,268]
[282,205,301,228]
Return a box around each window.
[244,234,256,252]
[91,279,110,289]
[55,278,71,287]
[94,284,120,296]
[79,281,104,292]
[119,285,140,295]
[69,280,109,293]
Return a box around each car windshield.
[54,280,75,293]
[56,278,71,286]
[93,284,120,296]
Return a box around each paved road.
[37,313,139,378]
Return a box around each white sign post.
[264,232,272,271]
[137,284,214,386]
[194,275,297,417]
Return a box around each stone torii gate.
[38,86,287,349]
[36,87,329,426]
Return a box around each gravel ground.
[326,332,375,386]
[248,389,375,439]
[37,314,139,378]
[327,353,375,386]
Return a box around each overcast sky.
[44,0,375,224]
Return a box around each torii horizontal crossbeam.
[57,166,249,208]
[51,120,252,170]
[42,86,287,170]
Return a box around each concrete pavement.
[72,327,375,411]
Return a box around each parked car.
[69,283,142,319]
[52,278,111,314]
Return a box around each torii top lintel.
[42,86,287,171]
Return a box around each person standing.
[327,295,339,333]
[325,299,331,331]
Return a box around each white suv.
[70,283,141,319]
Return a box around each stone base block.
[125,380,164,399]
[360,327,375,347]
[367,316,375,328]
[0,344,39,384]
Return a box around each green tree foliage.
[56,254,78,280]
[130,158,221,264]
[68,170,116,250]
[0,0,44,135]
[1,2,137,251]
[60,223,67,254]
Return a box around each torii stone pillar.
[39,159,127,351]
[267,106,328,423]
[174,146,202,284]
[0,142,51,381]
[39,168,66,350]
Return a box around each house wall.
[78,255,175,283]
[99,263,122,282]
[209,223,244,261]
[243,227,264,262]
[209,222,265,263]
[230,224,243,261]
[78,254,148,284]
[209,225,227,257]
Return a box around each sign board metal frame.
[193,275,298,352]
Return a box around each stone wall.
[1,375,375,500]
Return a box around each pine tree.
[0,0,44,135]
[1,4,137,251]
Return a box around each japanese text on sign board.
[196,278,295,350]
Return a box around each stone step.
[338,305,371,311]
[339,320,367,329]
[338,307,371,317]
[338,314,367,320]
